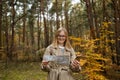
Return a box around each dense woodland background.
[0,0,120,80]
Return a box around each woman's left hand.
[71,59,80,69]
[70,59,81,72]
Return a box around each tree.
[28,10,35,49]
[5,0,27,60]
[9,0,16,60]
[64,0,71,34]
[22,0,26,44]
[37,1,41,50]
[112,0,120,65]
[84,0,96,39]
[0,0,2,48]
[41,0,49,48]
[91,0,99,39]
[55,0,59,29]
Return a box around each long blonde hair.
[52,27,72,49]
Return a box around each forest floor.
[0,62,83,80]
[0,62,47,80]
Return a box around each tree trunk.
[112,0,120,65]
[43,13,49,48]
[37,11,41,50]
[41,0,49,48]
[5,7,9,61]
[29,20,34,47]
[22,0,26,44]
[61,15,64,28]
[85,0,96,39]
[56,0,59,29]
[9,0,15,60]
[22,0,26,55]
[92,0,99,38]
[0,0,2,48]
[64,0,69,34]
[119,0,120,21]
[102,0,108,21]
[49,18,53,43]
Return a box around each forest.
[0,0,120,80]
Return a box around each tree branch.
[14,13,27,25]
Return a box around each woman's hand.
[42,61,49,65]
[41,61,51,72]
[71,59,81,70]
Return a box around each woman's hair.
[52,27,72,49]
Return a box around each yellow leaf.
[80,59,87,66]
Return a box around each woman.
[41,27,81,80]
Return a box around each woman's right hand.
[42,61,49,65]
[41,61,51,72]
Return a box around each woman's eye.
[58,35,66,37]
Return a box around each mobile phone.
[76,55,81,60]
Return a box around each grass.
[0,61,84,80]
[0,62,47,80]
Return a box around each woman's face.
[57,31,66,45]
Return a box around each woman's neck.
[58,44,64,47]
